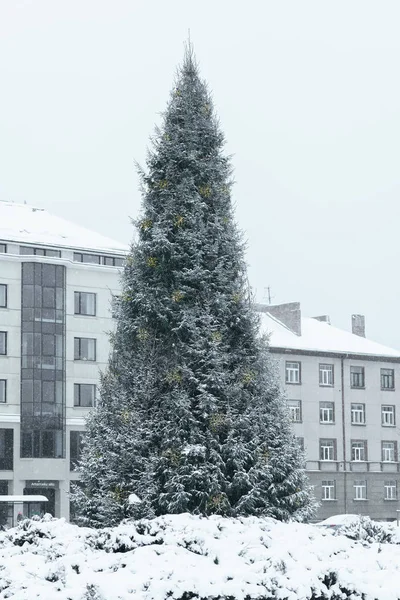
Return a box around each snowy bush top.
[0,513,400,599]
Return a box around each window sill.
[319,384,334,388]
[286,382,301,385]
[381,388,395,392]
[73,314,97,318]
[321,499,337,502]
[350,387,365,390]
[384,499,398,502]
[74,359,97,363]
[351,423,366,426]
[353,498,368,501]
[382,424,396,428]
[320,422,335,425]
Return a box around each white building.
[0,201,127,524]
[259,302,400,521]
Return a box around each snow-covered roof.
[260,312,400,358]
[0,495,48,503]
[0,201,128,254]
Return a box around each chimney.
[352,314,365,338]
[312,315,331,324]
[257,301,302,336]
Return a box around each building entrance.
[23,487,56,517]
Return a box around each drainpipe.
[341,356,347,513]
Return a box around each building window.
[74,292,96,316]
[320,401,335,423]
[0,284,7,308]
[0,429,13,470]
[287,400,302,422]
[73,253,101,264]
[285,361,301,384]
[382,405,396,427]
[20,246,61,257]
[296,437,304,451]
[350,366,365,388]
[320,439,336,461]
[351,403,366,425]
[319,364,334,386]
[0,380,6,403]
[0,332,7,355]
[351,440,367,461]
[74,384,96,407]
[384,481,397,500]
[74,338,96,361]
[70,431,84,470]
[0,244,6,253]
[103,256,125,267]
[354,480,367,500]
[382,441,397,462]
[381,368,395,390]
[321,480,336,501]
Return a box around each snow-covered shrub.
[337,516,394,544]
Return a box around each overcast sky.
[1,1,400,348]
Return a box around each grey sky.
[1,1,400,347]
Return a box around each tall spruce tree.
[73,46,316,527]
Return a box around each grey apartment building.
[259,302,400,521]
[0,201,127,524]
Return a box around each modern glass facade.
[20,263,66,458]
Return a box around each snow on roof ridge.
[0,201,129,254]
[261,311,400,358]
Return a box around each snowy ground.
[1,514,400,599]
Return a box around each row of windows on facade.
[0,429,83,470]
[0,243,124,267]
[314,438,399,462]
[0,379,97,407]
[285,361,396,390]
[1,285,98,317]
[321,479,399,501]
[287,400,398,426]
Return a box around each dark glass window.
[20,263,66,459]
[74,253,101,264]
[70,431,84,470]
[74,338,96,361]
[0,332,7,355]
[74,384,96,407]
[381,369,395,390]
[0,284,7,308]
[0,244,6,253]
[350,366,365,388]
[74,292,96,316]
[103,256,125,267]
[0,380,6,403]
[0,429,13,470]
[20,246,61,258]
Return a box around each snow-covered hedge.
[1,513,400,599]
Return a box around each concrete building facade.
[0,202,127,524]
[259,302,400,521]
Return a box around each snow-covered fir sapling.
[72,43,317,527]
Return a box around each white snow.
[1,513,400,599]
[128,494,142,505]
[261,312,400,358]
[0,201,128,254]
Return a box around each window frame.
[384,480,397,501]
[0,284,7,308]
[350,365,365,389]
[353,480,367,500]
[319,363,334,387]
[351,403,366,425]
[0,244,6,253]
[0,332,7,355]
[381,405,396,427]
[287,399,302,423]
[319,438,337,461]
[73,383,96,408]
[351,440,367,462]
[381,368,395,391]
[74,337,96,362]
[320,401,335,424]
[285,361,301,384]
[74,291,97,317]
[321,480,336,501]
[382,441,397,462]
[0,380,6,403]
